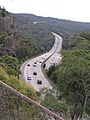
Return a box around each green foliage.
[47,34,90,118]
[0,66,39,101]
[1,9,90,118]
[0,6,8,17]
[14,13,90,34]
[0,66,9,81]
[42,93,68,113]
[0,56,19,75]
[16,37,41,60]
[80,32,90,40]
[0,31,9,46]
[66,35,90,50]
[11,13,90,55]
[1,31,9,39]
[47,64,56,77]
[12,13,55,56]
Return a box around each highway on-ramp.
[20,33,63,91]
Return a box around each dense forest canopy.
[12,13,90,52]
[47,33,90,119]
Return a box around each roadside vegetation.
[0,6,39,100]
[47,33,90,119]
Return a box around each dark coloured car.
[27,64,30,66]
[37,80,42,85]
[43,63,46,68]
[27,76,31,80]
[33,64,36,67]
[33,72,37,75]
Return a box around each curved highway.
[20,33,62,91]
[45,34,63,69]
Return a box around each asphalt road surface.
[45,34,62,69]
[20,33,63,91]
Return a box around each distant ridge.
[12,13,90,34]
[13,13,90,23]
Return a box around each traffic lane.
[26,62,41,91]
[45,36,62,69]
[33,67,52,91]
[49,37,60,53]
[24,53,53,89]
[24,33,60,74]
[22,33,63,91]
[26,59,52,91]
[25,37,61,87]
[45,53,62,69]
[28,36,59,89]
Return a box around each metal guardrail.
[0,81,64,120]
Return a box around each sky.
[0,0,90,22]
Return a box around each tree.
[48,49,90,119]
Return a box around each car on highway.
[33,64,36,67]
[27,64,30,66]
[34,62,37,64]
[27,76,31,80]
[37,80,42,85]
[33,72,37,75]
[52,57,54,60]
